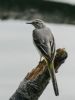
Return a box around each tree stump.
[9,48,68,100]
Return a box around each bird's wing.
[33,30,51,60]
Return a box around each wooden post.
[9,48,68,100]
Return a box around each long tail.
[48,61,59,96]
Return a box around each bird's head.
[26,19,45,29]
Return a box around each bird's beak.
[26,21,32,24]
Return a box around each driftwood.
[9,48,68,100]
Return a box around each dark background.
[0,0,75,24]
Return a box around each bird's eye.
[36,22,39,24]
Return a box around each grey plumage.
[27,19,59,96]
[33,27,55,61]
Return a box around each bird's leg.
[44,58,48,64]
[39,55,42,63]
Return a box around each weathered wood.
[9,48,68,100]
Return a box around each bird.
[26,19,59,96]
